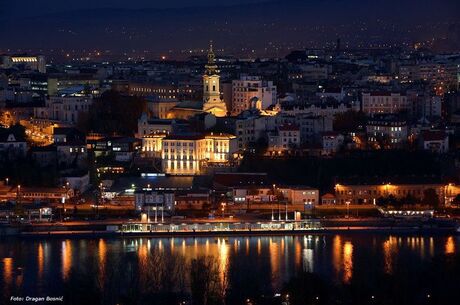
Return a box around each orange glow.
[332,235,342,276]
[62,240,72,281]
[3,257,13,286]
[38,243,44,279]
[445,236,455,254]
[269,238,279,280]
[343,241,353,284]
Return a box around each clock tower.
[202,42,227,117]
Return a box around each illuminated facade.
[1,55,46,73]
[231,76,277,115]
[361,92,409,114]
[161,133,237,175]
[334,182,447,205]
[202,43,227,117]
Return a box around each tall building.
[231,76,277,115]
[166,42,228,119]
[201,43,228,117]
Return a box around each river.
[0,233,459,304]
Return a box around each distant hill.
[1,0,459,57]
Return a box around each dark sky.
[4,0,270,17]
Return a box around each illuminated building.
[366,115,408,149]
[201,42,228,117]
[1,55,46,73]
[420,130,449,153]
[230,75,277,115]
[361,92,409,114]
[167,43,227,119]
[321,132,344,155]
[34,96,93,125]
[161,132,237,175]
[334,180,449,205]
[268,123,300,152]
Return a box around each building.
[174,191,210,211]
[361,92,409,114]
[420,130,449,153]
[34,95,93,125]
[232,185,319,210]
[321,132,344,155]
[268,123,300,152]
[1,55,46,73]
[137,113,174,138]
[134,190,175,213]
[231,75,277,115]
[201,43,228,117]
[366,115,408,149]
[161,132,237,175]
[334,179,447,205]
[0,128,27,159]
[166,43,228,119]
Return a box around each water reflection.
[383,236,398,274]
[61,240,72,280]
[343,242,353,284]
[0,233,459,302]
[445,236,455,254]
[38,243,44,279]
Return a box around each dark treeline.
[77,90,147,136]
[239,150,454,192]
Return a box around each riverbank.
[1,217,458,238]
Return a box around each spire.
[205,40,217,75]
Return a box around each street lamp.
[5,177,9,185]
[346,200,350,218]
[221,202,226,218]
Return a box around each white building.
[231,76,277,115]
[135,190,175,213]
[420,130,449,153]
[361,92,409,114]
[162,133,237,175]
[34,95,93,125]
[268,123,300,151]
[321,132,344,155]
[366,115,408,148]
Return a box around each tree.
[86,90,147,136]
[190,256,224,305]
[422,188,440,208]
[333,110,366,133]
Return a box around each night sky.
[1,0,459,57]
[3,0,270,17]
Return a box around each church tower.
[202,42,227,117]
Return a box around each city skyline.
[1,0,459,60]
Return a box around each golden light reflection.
[38,243,44,279]
[429,237,434,257]
[98,239,107,286]
[445,236,455,254]
[383,236,397,274]
[3,257,13,285]
[294,238,301,269]
[62,240,72,281]
[245,238,250,256]
[343,241,353,284]
[269,238,279,281]
[217,238,230,286]
[332,235,342,275]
